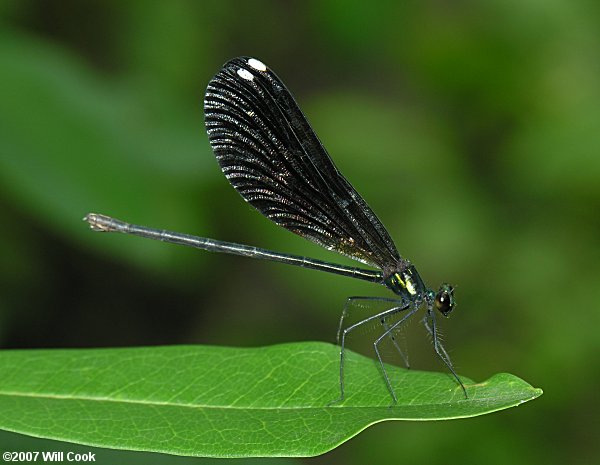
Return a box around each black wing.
[204,56,400,270]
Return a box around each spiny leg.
[373,306,421,404]
[422,315,451,367]
[331,301,410,405]
[380,316,410,368]
[337,296,410,368]
[337,296,407,344]
[427,308,468,398]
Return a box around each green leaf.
[0,342,541,457]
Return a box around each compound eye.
[434,285,455,317]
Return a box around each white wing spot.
[237,68,254,81]
[248,58,267,71]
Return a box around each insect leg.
[373,306,421,404]
[337,296,410,367]
[427,308,468,398]
[331,301,410,405]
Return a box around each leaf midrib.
[0,390,536,411]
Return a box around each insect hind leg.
[331,297,410,405]
[337,296,410,366]
[337,296,406,343]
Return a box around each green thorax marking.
[386,264,426,298]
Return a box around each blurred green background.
[1,0,599,463]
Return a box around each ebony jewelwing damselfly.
[85,56,467,403]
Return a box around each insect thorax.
[384,263,427,301]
